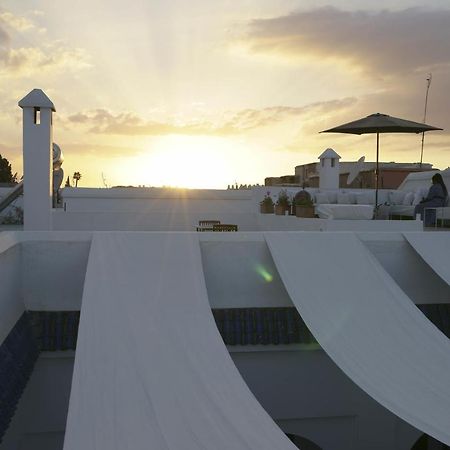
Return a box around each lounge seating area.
[259,186,450,224]
[311,190,376,219]
[386,188,429,219]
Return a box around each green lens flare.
[255,264,273,283]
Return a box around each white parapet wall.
[55,187,258,231]
[53,186,422,232]
[0,233,23,344]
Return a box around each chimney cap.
[19,89,55,111]
[318,148,341,160]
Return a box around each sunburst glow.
[116,135,238,189]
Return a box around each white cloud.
[0,11,35,32]
[1,45,91,76]
[0,11,90,77]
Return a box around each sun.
[135,135,236,189]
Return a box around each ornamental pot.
[295,205,315,218]
[274,204,289,215]
[260,203,274,214]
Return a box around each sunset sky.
[0,1,449,188]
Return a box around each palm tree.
[73,172,82,187]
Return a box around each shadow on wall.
[411,434,450,449]
[362,239,450,304]
[286,434,323,450]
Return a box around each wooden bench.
[196,220,221,232]
[212,224,238,232]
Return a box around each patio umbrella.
[321,113,442,207]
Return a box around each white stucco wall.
[52,186,420,232]
[0,232,92,312]
[1,354,74,450]
[0,231,443,316]
[53,210,260,231]
[199,233,448,307]
[61,187,254,212]
[201,239,293,308]
[232,350,420,450]
[361,236,450,304]
[257,215,421,232]
[0,239,22,344]
[2,348,422,450]
[21,240,91,310]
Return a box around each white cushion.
[337,193,352,204]
[402,192,414,206]
[326,191,338,204]
[355,192,375,205]
[347,192,358,204]
[389,191,406,205]
[412,187,428,206]
[315,193,329,204]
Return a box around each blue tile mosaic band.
[28,311,80,352]
[212,307,316,346]
[25,305,450,351]
[0,313,39,443]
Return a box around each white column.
[19,89,55,231]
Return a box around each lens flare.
[255,264,273,283]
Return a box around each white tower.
[19,89,55,231]
[318,148,341,190]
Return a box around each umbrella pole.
[375,132,379,208]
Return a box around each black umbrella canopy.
[321,113,442,135]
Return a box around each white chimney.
[19,89,55,231]
[318,148,341,190]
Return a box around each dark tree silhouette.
[73,172,82,187]
[0,155,17,183]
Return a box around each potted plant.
[275,189,291,215]
[294,190,315,218]
[260,191,274,214]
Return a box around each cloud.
[61,142,143,158]
[65,98,356,136]
[0,11,36,32]
[0,10,89,77]
[0,23,10,61]
[244,7,450,77]
[1,45,90,76]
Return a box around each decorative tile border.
[0,314,39,443]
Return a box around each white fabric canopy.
[265,232,450,445]
[404,232,450,285]
[64,232,295,450]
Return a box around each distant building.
[300,161,434,189]
[264,175,299,186]
[265,161,434,189]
